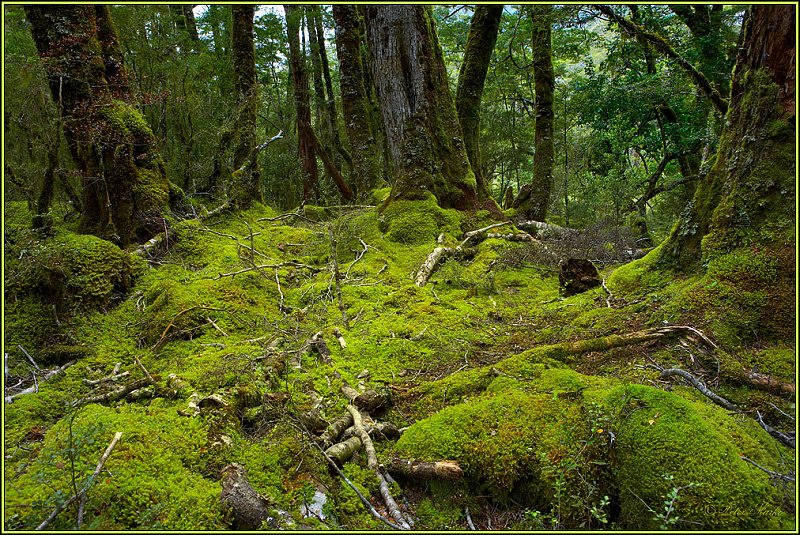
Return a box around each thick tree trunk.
[659,5,795,269]
[364,5,484,211]
[513,5,555,221]
[230,5,262,207]
[456,5,503,199]
[332,5,383,195]
[25,5,170,247]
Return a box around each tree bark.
[513,5,555,221]
[332,5,383,195]
[25,5,170,247]
[456,5,504,198]
[230,5,262,207]
[659,5,795,269]
[364,5,485,211]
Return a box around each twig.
[5,361,74,404]
[740,455,795,482]
[151,306,237,351]
[77,377,154,406]
[206,317,228,336]
[601,278,613,308]
[465,506,477,530]
[659,368,738,412]
[275,268,286,314]
[769,402,795,422]
[214,261,322,280]
[329,226,349,329]
[755,410,795,449]
[344,238,370,279]
[18,345,41,371]
[83,363,129,387]
[37,432,123,530]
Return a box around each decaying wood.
[415,246,455,287]
[214,261,322,280]
[310,332,332,364]
[459,221,513,246]
[78,377,155,406]
[83,363,129,386]
[347,404,410,530]
[341,421,401,442]
[220,463,276,530]
[516,219,580,240]
[659,368,739,412]
[133,232,168,259]
[37,431,122,530]
[387,458,464,480]
[744,370,795,396]
[324,435,362,465]
[5,361,75,404]
[334,327,347,348]
[178,393,201,417]
[340,381,392,412]
[319,412,354,448]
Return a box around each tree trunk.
[230,4,262,207]
[456,5,503,199]
[182,5,200,44]
[659,5,795,269]
[306,8,327,139]
[25,5,170,247]
[513,5,555,221]
[285,5,319,201]
[332,5,383,195]
[364,5,484,211]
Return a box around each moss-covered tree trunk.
[25,5,170,247]
[656,5,795,340]
[363,5,487,211]
[332,5,383,195]
[285,5,319,201]
[513,5,554,221]
[455,5,504,199]
[230,4,262,207]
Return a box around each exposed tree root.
[658,368,739,412]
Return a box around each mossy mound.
[397,367,792,530]
[379,193,462,244]
[5,230,135,312]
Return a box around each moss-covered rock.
[379,193,462,244]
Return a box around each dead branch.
[344,238,370,279]
[769,402,795,422]
[37,431,122,530]
[151,306,243,351]
[77,377,155,406]
[347,404,410,529]
[83,363,129,387]
[5,361,75,404]
[465,506,477,530]
[275,268,286,314]
[601,278,613,308]
[744,370,795,396]
[324,436,362,465]
[756,410,795,449]
[740,455,795,482]
[341,422,401,442]
[214,261,322,280]
[387,459,464,481]
[659,368,738,412]
[320,412,354,448]
[515,220,580,240]
[460,221,513,246]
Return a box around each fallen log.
[220,463,276,530]
[319,413,353,448]
[341,422,401,442]
[387,459,463,481]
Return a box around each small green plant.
[652,474,701,530]
[590,495,610,525]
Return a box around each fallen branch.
[83,363,129,387]
[341,422,401,442]
[6,361,75,404]
[311,332,332,364]
[37,431,122,530]
[756,410,795,449]
[740,455,795,482]
[214,261,322,280]
[459,221,513,247]
[319,412,353,448]
[324,436,362,465]
[347,405,410,530]
[77,377,155,406]
[465,506,477,530]
[744,370,795,396]
[387,459,463,481]
[18,345,41,371]
[344,238,370,280]
[659,368,738,412]
[220,463,276,530]
[515,220,580,240]
[151,306,242,351]
[333,327,347,349]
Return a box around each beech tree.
[229,4,262,207]
[363,5,489,211]
[512,4,555,221]
[332,4,383,195]
[25,5,171,247]
[455,5,504,199]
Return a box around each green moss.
[379,193,462,244]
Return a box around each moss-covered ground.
[3,199,795,530]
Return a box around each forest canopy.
[3,3,796,531]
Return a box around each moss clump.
[379,193,462,244]
[6,231,134,312]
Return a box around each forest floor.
[3,194,796,531]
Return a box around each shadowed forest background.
[3,3,796,531]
